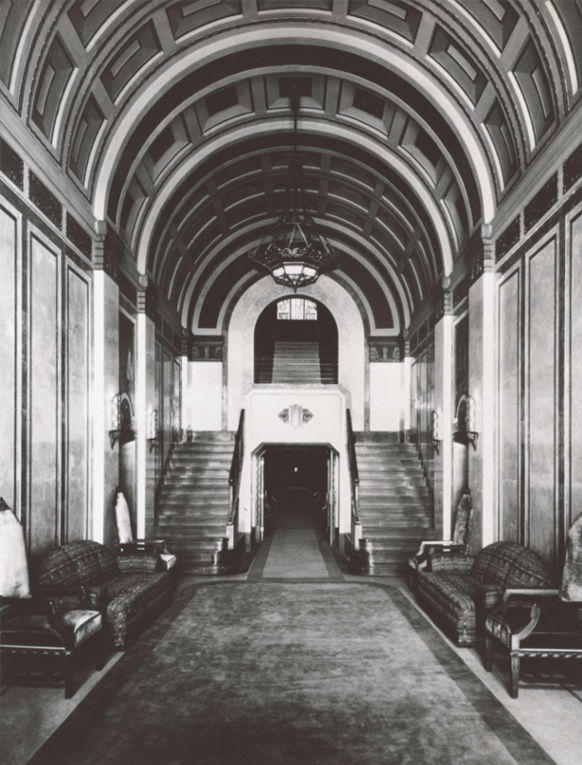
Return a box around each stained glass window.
[276,298,317,320]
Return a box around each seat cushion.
[417,572,480,645]
[1,609,102,649]
[418,572,480,617]
[105,573,170,624]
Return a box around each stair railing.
[347,409,362,548]
[226,409,245,548]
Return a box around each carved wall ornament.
[189,335,225,361]
[368,337,402,362]
[278,405,313,428]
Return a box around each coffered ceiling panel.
[1,0,579,335]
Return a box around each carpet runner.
[30,576,555,765]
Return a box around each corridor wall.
[496,190,582,571]
[0,182,93,560]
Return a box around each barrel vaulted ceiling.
[1,0,580,335]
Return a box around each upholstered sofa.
[416,541,554,646]
[34,540,173,650]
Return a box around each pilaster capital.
[435,276,454,321]
[92,222,121,281]
[189,334,225,361]
[367,336,402,362]
[470,226,495,283]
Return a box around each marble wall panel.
[527,238,557,563]
[414,345,435,492]
[29,235,59,555]
[569,212,582,528]
[162,350,173,466]
[145,320,158,535]
[0,206,17,510]
[66,265,89,540]
[498,270,520,542]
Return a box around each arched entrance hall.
[254,298,338,385]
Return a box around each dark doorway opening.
[263,446,328,530]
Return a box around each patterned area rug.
[29,581,556,765]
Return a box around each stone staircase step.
[156,431,234,573]
[353,433,433,575]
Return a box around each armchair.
[0,498,104,698]
[114,488,176,571]
[408,491,473,594]
[484,513,582,697]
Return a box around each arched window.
[276,298,318,320]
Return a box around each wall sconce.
[147,408,159,453]
[454,394,478,450]
[109,394,121,448]
[431,409,441,454]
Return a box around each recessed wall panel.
[66,266,89,540]
[0,206,17,510]
[29,236,59,554]
[498,270,520,541]
[570,212,582,528]
[527,238,557,563]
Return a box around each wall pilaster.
[91,222,120,546]
[433,279,454,538]
[467,228,496,551]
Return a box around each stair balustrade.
[226,409,245,548]
[347,409,363,550]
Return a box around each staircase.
[271,340,321,383]
[155,432,234,574]
[354,433,435,575]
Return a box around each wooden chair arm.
[415,539,454,556]
[501,588,560,605]
[118,539,166,554]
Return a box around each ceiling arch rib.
[151,135,442,297]
[143,126,445,330]
[91,26,497,219]
[112,60,479,245]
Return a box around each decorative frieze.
[564,141,582,191]
[66,213,92,258]
[189,334,225,361]
[524,174,558,233]
[453,276,470,308]
[29,172,61,227]
[495,216,520,262]
[368,336,402,362]
[0,138,24,189]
